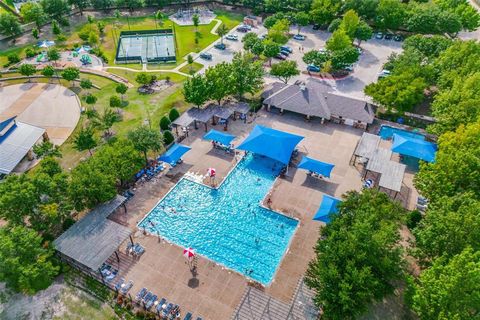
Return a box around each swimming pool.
[138,154,298,285]
[378,125,425,140]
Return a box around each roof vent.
[299,84,306,91]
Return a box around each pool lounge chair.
[145,294,157,310]
[135,288,147,303]
[105,269,117,282]
[133,243,145,256]
[162,303,173,317]
[120,280,133,295]
[156,298,167,313]
[183,312,192,320]
[114,277,125,291]
[142,291,153,306]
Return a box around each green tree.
[115,83,128,102]
[216,23,229,44]
[91,0,114,11]
[40,0,69,19]
[159,116,171,131]
[69,0,89,15]
[294,12,309,35]
[414,193,480,262]
[263,15,279,29]
[61,67,80,86]
[326,28,352,52]
[339,9,359,39]
[364,72,426,112]
[0,226,59,294]
[268,19,290,44]
[163,130,174,145]
[230,52,264,99]
[19,64,37,81]
[169,108,180,122]
[303,50,330,68]
[7,53,20,65]
[242,32,260,51]
[354,21,372,46]
[32,141,61,158]
[80,78,93,93]
[403,35,453,59]
[411,247,480,320]
[310,0,341,27]
[93,139,144,187]
[270,61,300,84]
[183,74,208,108]
[263,40,280,66]
[109,95,122,112]
[305,190,404,319]
[187,54,194,74]
[205,62,233,105]
[85,94,97,112]
[51,19,61,36]
[192,13,199,32]
[0,13,22,38]
[0,175,38,225]
[20,2,46,29]
[127,126,163,165]
[415,120,480,202]
[330,46,360,70]
[375,0,406,31]
[93,108,120,137]
[47,48,60,66]
[120,0,144,12]
[32,28,39,39]
[41,65,55,82]
[73,126,97,155]
[88,31,99,47]
[135,72,151,86]
[97,21,105,35]
[328,18,341,32]
[69,159,117,210]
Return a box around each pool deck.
[108,110,419,319]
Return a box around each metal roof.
[353,133,381,159]
[379,162,406,192]
[0,121,45,174]
[53,195,131,271]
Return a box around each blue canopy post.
[158,143,191,166]
[297,156,335,178]
[313,195,341,223]
[236,125,304,171]
[391,134,437,163]
[203,129,235,146]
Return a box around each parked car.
[356,47,363,55]
[312,24,321,30]
[344,64,354,72]
[214,43,226,50]
[378,69,391,78]
[385,33,394,40]
[394,34,403,42]
[293,34,306,40]
[225,34,238,41]
[259,34,267,40]
[280,45,293,53]
[236,26,248,33]
[199,52,212,60]
[274,53,287,60]
[280,49,290,56]
[307,64,320,72]
[375,32,384,39]
[318,48,328,54]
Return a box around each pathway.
[0,83,44,119]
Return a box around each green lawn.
[179,61,203,74]
[53,288,115,320]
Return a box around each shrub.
[160,116,171,131]
[168,108,180,122]
[163,130,174,145]
[406,210,422,230]
[7,53,20,64]
[25,48,37,58]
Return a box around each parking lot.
[194,24,403,101]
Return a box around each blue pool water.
[138,155,298,284]
[379,125,425,140]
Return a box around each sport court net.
[116,29,176,64]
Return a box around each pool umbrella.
[207,168,216,177]
[183,247,195,260]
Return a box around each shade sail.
[236,125,304,164]
[203,129,235,146]
[391,134,437,163]
[298,156,335,178]
[159,143,191,164]
[313,195,341,223]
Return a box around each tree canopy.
[127,126,163,165]
[270,60,300,84]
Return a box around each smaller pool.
[378,125,425,140]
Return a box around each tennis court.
[116,29,176,64]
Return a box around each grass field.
[179,61,203,74]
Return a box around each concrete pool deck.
[108,110,419,319]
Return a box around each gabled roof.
[262,79,375,124]
[0,116,17,137]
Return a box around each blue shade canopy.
[313,195,341,223]
[391,134,437,163]
[203,129,235,146]
[298,156,335,178]
[236,125,304,164]
[158,143,191,164]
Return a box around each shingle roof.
[262,80,375,124]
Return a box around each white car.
[225,34,238,41]
[378,69,391,78]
